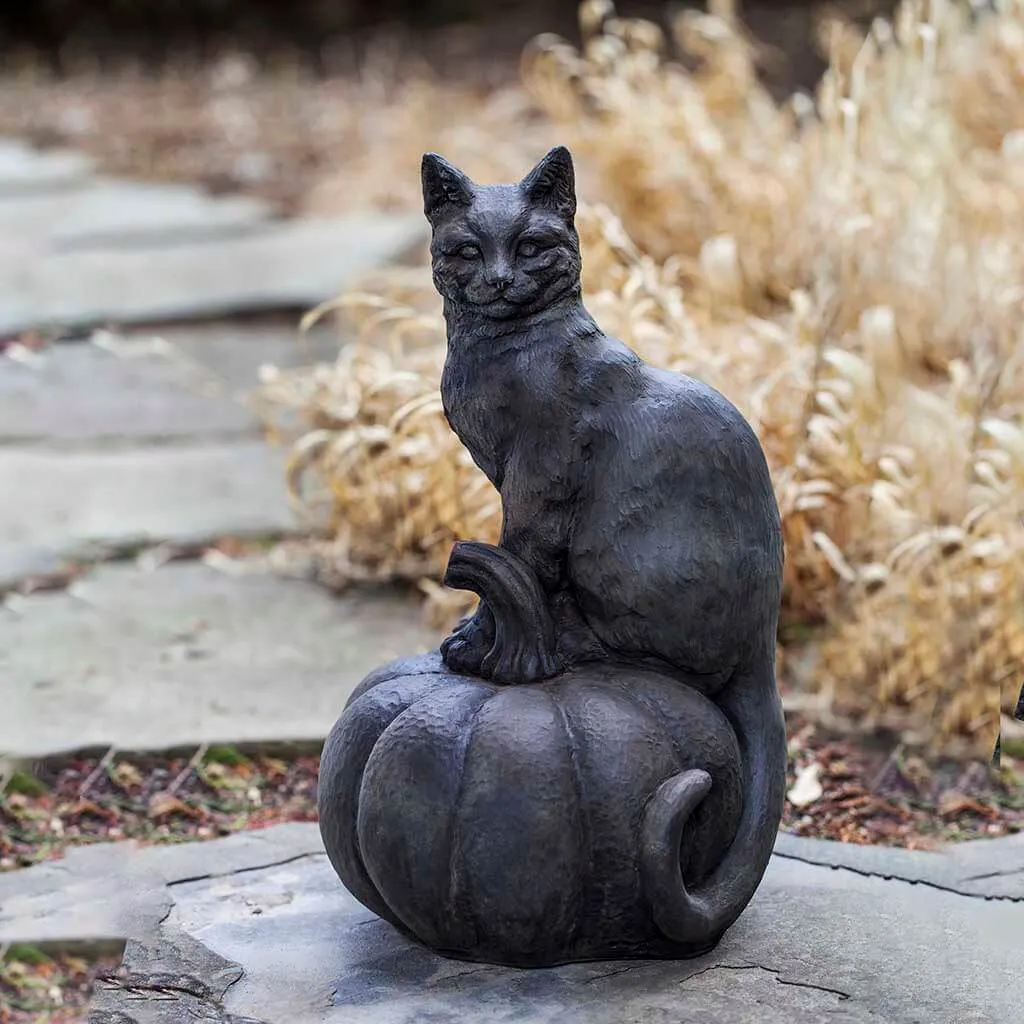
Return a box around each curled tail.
[639,648,787,949]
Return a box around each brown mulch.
[0,947,122,1024]
[2,714,1020,873]
[782,712,1022,849]
[0,747,319,872]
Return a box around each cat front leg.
[439,461,571,680]
[497,464,573,595]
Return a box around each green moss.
[3,771,48,797]
[4,944,50,966]
[1001,736,1024,760]
[203,745,250,767]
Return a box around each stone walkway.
[0,139,433,761]
[0,824,1019,1024]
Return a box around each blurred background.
[0,0,1021,1016]
[0,0,894,215]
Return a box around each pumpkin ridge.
[538,685,586,951]
[549,687,590,954]
[445,694,491,950]
[357,683,494,945]
[320,672,457,929]
[364,679,493,754]
[344,652,446,710]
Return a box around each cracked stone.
[80,833,1019,1024]
[2,824,1017,1024]
[776,831,1024,902]
[88,928,251,1024]
[945,833,1024,900]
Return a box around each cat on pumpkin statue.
[423,144,788,949]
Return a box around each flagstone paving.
[0,826,1018,1024]
[0,139,425,336]
[0,178,272,251]
[0,215,424,335]
[0,138,433,762]
[0,323,340,444]
[0,139,94,194]
[1,560,437,759]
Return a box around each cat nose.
[485,267,513,290]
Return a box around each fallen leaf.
[787,762,824,808]
[261,758,289,779]
[826,759,854,779]
[3,793,30,814]
[110,762,143,790]
[938,792,997,819]
[61,799,115,822]
[202,762,228,782]
[148,793,204,820]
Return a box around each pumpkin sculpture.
[318,147,787,967]
[319,657,742,966]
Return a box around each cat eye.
[517,240,542,258]
[455,244,481,260]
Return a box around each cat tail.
[639,645,787,950]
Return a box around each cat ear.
[421,153,474,224]
[520,146,576,221]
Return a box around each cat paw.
[440,609,494,677]
[441,634,490,676]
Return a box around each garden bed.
[2,719,1018,875]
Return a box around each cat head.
[421,146,582,322]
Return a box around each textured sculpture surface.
[318,147,787,967]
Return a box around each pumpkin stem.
[443,541,561,684]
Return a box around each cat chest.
[442,361,520,449]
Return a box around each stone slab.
[8,826,1019,945]
[0,824,325,922]
[0,139,94,195]
[71,830,1019,1024]
[0,561,437,758]
[0,178,271,252]
[147,322,343,395]
[0,323,340,443]
[942,833,1024,900]
[0,826,1015,1022]
[776,832,1024,901]
[0,861,172,948]
[0,543,69,592]
[0,215,426,334]
[0,442,296,569]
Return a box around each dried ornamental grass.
[261,0,1024,757]
[524,0,1024,376]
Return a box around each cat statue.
[317,146,787,966]
[426,144,786,947]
